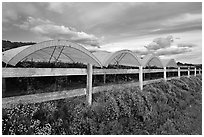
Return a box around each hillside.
[2,40,36,52]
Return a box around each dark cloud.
[177,43,197,48]
[3,2,202,43]
[15,17,102,47]
[88,3,201,40]
[148,22,202,36]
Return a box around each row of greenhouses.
[3,39,178,68]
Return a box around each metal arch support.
[49,46,57,63]
[40,50,58,61]
[113,53,125,66]
[115,53,127,66]
[55,46,65,62]
[60,51,75,63]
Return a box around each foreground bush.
[2,75,202,135]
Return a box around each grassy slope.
[2,75,202,135]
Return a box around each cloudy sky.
[2,2,202,64]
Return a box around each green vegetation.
[4,72,170,97]
[2,75,202,135]
[2,40,36,52]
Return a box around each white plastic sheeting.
[3,40,103,67]
[3,39,178,68]
[140,54,163,68]
[93,50,142,67]
[92,51,111,65]
[161,59,178,68]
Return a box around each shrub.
[2,75,202,135]
[2,103,40,134]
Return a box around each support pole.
[164,67,167,81]
[178,67,180,78]
[194,67,197,76]
[86,63,93,106]
[2,78,6,97]
[188,67,190,77]
[139,66,143,91]
[103,74,106,84]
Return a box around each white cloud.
[144,35,196,56]
[145,42,160,51]
[155,46,191,56]
[97,32,199,59]
[15,17,102,47]
[145,35,173,50]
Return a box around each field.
[2,75,202,135]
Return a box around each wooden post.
[178,67,180,78]
[103,74,106,84]
[164,67,167,81]
[139,66,143,91]
[2,78,6,97]
[194,67,197,76]
[188,67,190,77]
[86,63,93,106]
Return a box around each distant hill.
[177,62,202,68]
[2,40,36,52]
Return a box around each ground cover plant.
[2,75,202,135]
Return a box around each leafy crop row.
[2,75,202,135]
[5,71,177,97]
